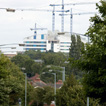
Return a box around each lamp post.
[21,68,27,106]
[51,73,56,96]
[61,67,65,82]
[52,66,65,82]
[24,73,27,106]
[87,97,89,106]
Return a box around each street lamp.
[60,67,65,82]
[87,97,89,106]
[21,68,27,106]
[49,66,65,82]
[24,73,27,106]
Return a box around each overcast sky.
[0,0,100,52]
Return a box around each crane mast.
[50,1,98,33]
[61,0,64,32]
[30,23,47,38]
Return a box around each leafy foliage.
[74,0,106,104]
[0,54,34,106]
[31,86,54,106]
[69,35,84,79]
[56,74,99,106]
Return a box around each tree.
[0,54,25,105]
[69,35,84,60]
[75,0,106,104]
[31,86,54,106]
[69,35,84,79]
[56,74,99,106]
[42,52,66,66]
[0,53,9,79]
[11,54,30,68]
[56,74,84,106]
[69,35,77,59]
[31,62,42,75]
[0,54,34,106]
[11,54,36,77]
[24,50,42,60]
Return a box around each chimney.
[50,101,55,106]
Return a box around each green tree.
[0,53,34,106]
[11,54,30,68]
[69,35,77,59]
[69,35,84,60]
[56,74,100,106]
[11,54,36,77]
[0,54,25,105]
[31,86,54,106]
[56,74,86,106]
[31,62,42,75]
[24,50,42,60]
[75,0,106,104]
[42,52,66,66]
[69,35,84,79]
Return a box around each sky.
[0,0,100,52]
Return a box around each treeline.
[11,50,82,81]
[0,53,34,105]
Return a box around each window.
[41,34,44,39]
[33,45,36,47]
[34,35,36,39]
[25,41,46,43]
[41,48,44,50]
[60,42,70,44]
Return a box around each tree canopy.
[73,0,106,104]
[0,53,34,106]
[69,35,84,79]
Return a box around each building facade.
[23,30,87,53]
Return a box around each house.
[29,73,63,89]
[29,73,47,88]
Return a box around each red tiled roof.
[29,73,47,87]
[30,73,40,80]
[56,80,63,84]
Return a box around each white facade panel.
[23,31,73,53]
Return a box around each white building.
[23,30,87,53]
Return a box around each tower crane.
[0,7,69,32]
[50,1,98,32]
[30,23,47,38]
[59,9,98,35]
